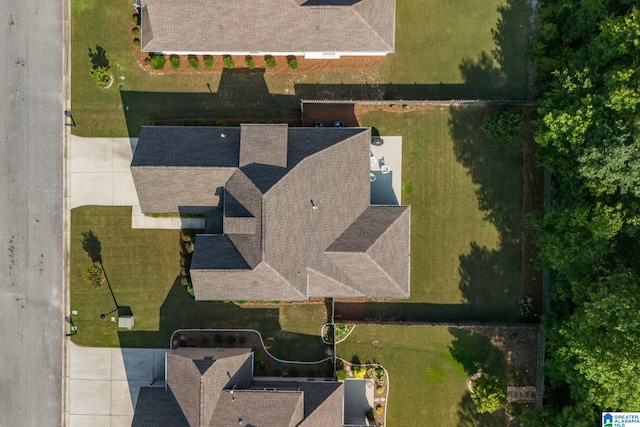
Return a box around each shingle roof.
[134,350,344,426]
[132,387,189,427]
[139,0,395,55]
[212,390,305,427]
[131,125,411,301]
[166,349,253,427]
[240,124,288,168]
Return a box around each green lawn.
[70,206,328,360]
[337,326,506,427]
[354,107,523,321]
[71,0,530,137]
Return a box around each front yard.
[70,206,328,361]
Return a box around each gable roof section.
[139,0,395,54]
[324,205,411,298]
[131,126,239,214]
[166,349,253,427]
[132,387,189,427]
[240,124,288,168]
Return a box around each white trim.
[144,50,389,59]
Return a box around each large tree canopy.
[530,2,640,425]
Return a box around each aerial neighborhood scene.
[2,0,640,426]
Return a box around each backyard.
[333,106,526,322]
[71,0,531,137]
[70,206,328,361]
[336,326,509,427]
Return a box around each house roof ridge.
[262,261,307,299]
[361,205,410,253]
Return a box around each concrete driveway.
[68,343,166,427]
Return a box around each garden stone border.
[467,372,488,393]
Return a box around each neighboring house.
[139,0,395,59]
[132,347,344,426]
[131,124,410,301]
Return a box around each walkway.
[68,343,166,426]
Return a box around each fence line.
[301,99,537,107]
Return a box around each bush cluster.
[149,55,166,70]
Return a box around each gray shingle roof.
[132,125,411,301]
[134,349,344,426]
[240,124,288,168]
[140,0,395,55]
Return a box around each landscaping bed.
[172,329,334,378]
[336,359,388,426]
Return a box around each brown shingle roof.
[240,124,288,168]
[212,390,305,427]
[139,0,395,55]
[132,125,411,301]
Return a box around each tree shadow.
[81,230,102,263]
[459,0,532,101]
[117,278,328,361]
[447,328,507,378]
[88,45,109,69]
[449,104,525,321]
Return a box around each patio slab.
[370,136,402,205]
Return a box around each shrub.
[215,120,227,126]
[236,300,247,305]
[83,264,103,287]
[289,368,299,377]
[132,27,140,36]
[266,57,276,68]
[253,348,262,362]
[186,284,195,297]
[336,369,347,381]
[288,59,299,70]
[149,55,166,70]
[179,276,189,286]
[376,385,384,394]
[246,58,255,69]
[170,56,180,69]
[239,336,247,344]
[482,109,525,146]
[352,366,366,379]
[375,366,385,380]
[184,120,195,126]
[272,300,280,304]
[201,337,210,345]
[133,38,140,47]
[376,405,384,414]
[223,56,234,69]
[132,14,140,25]
[203,57,214,68]
[471,375,507,414]
[214,334,224,343]
[90,66,111,88]
[188,57,199,69]
[226,335,236,345]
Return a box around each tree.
[482,109,525,146]
[554,272,640,410]
[90,66,110,88]
[471,374,507,414]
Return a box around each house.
[132,347,344,426]
[131,124,410,301]
[139,0,395,59]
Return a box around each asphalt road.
[0,0,64,425]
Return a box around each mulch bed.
[172,329,333,378]
[129,16,386,75]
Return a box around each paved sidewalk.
[68,343,166,427]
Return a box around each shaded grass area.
[70,206,327,360]
[340,107,522,322]
[71,0,531,137]
[337,326,506,427]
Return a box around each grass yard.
[71,0,531,137]
[70,206,328,360]
[337,326,506,427]
[351,106,523,321]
